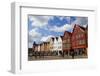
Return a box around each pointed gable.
[63,31,71,39]
[72,24,86,33]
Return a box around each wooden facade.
[40,44,42,51]
[71,24,87,55]
[50,37,54,51]
[37,44,40,51]
[57,36,63,51]
[41,42,44,51]
[53,37,58,51]
[47,42,50,51]
[62,31,72,52]
[43,42,50,52]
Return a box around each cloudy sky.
[28,15,88,48]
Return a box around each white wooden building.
[57,36,63,55]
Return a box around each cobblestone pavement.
[28,55,88,61]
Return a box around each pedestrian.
[72,51,74,59]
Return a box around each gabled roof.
[63,31,72,36]
[86,25,88,30]
[72,24,86,33]
[60,36,63,39]
[55,37,58,40]
[51,37,54,41]
[79,25,86,30]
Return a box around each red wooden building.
[71,24,87,56]
[62,31,72,55]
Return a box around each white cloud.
[28,42,33,48]
[49,24,72,32]
[40,35,54,42]
[57,16,70,21]
[82,24,87,28]
[28,28,42,48]
[65,17,71,23]
[29,28,41,38]
[29,16,53,28]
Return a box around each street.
[28,55,88,61]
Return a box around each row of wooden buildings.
[32,24,88,56]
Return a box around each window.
[82,40,85,44]
[67,39,70,42]
[79,34,80,38]
[76,35,78,39]
[72,37,74,40]
[79,40,82,45]
[79,40,86,45]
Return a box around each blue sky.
[28,15,88,48]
